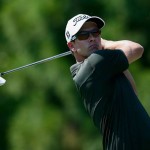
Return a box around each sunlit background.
[0,0,150,150]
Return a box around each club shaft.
[1,51,72,76]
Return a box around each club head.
[0,76,6,86]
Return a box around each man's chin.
[90,49,98,54]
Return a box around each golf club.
[0,51,72,86]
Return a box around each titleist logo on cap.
[72,15,90,26]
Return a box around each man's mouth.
[89,44,99,50]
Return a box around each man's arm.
[101,39,144,64]
[101,38,143,95]
[123,70,138,95]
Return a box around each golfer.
[65,14,150,150]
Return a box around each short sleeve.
[87,49,129,79]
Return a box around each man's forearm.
[101,38,144,64]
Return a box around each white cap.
[65,14,105,43]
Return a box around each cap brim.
[74,17,105,36]
[88,17,105,29]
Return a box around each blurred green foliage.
[0,0,149,149]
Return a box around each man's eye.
[79,32,88,35]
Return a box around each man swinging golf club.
[65,14,150,150]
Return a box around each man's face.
[70,21,102,61]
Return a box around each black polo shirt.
[70,50,150,150]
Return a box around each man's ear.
[67,42,76,52]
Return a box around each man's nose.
[88,33,95,41]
